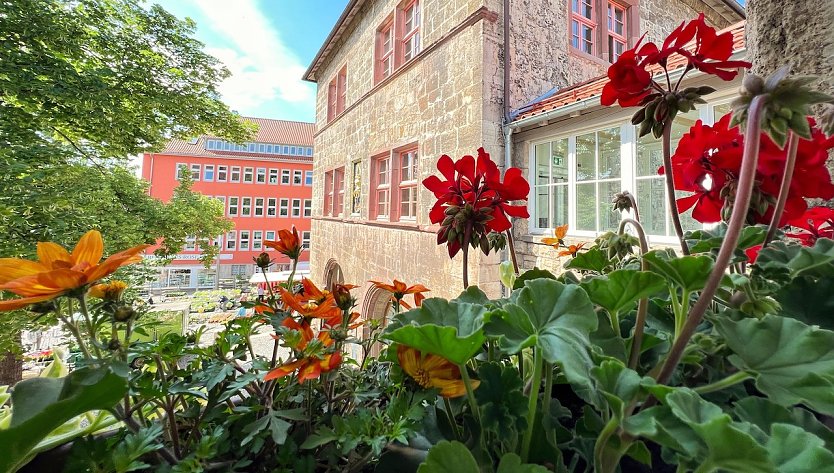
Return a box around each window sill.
[314,215,438,233]
[568,46,610,68]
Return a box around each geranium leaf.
[485,279,597,392]
[474,362,528,439]
[686,224,768,253]
[591,360,644,417]
[565,247,611,273]
[734,397,834,452]
[766,424,834,472]
[496,452,551,472]
[417,441,479,473]
[580,269,666,316]
[383,298,487,365]
[643,251,715,291]
[453,286,490,306]
[714,315,834,416]
[776,276,834,330]
[512,267,557,290]
[755,239,834,278]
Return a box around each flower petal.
[37,242,72,269]
[0,259,49,284]
[85,244,148,283]
[0,294,57,312]
[71,230,104,267]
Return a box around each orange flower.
[541,224,569,248]
[278,279,341,320]
[323,311,363,330]
[88,280,128,301]
[558,242,586,257]
[264,227,302,260]
[397,345,478,398]
[265,319,341,383]
[0,230,148,311]
[370,279,430,309]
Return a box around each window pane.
[598,127,621,179]
[713,102,733,122]
[581,0,593,18]
[582,25,593,53]
[535,143,550,186]
[552,138,569,184]
[636,109,699,176]
[535,186,549,229]
[599,180,622,231]
[576,183,596,231]
[675,190,702,232]
[637,178,667,236]
[552,184,569,227]
[576,132,596,181]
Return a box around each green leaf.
[499,261,517,289]
[734,397,834,452]
[580,269,666,316]
[0,367,127,473]
[512,267,556,290]
[565,247,611,273]
[383,298,488,365]
[453,286,490,306]
[496,452,550,472]
[485,280,597,392]
[766,424,834,472]
[714,315,834,416]
[643,251,715,291]
[591,360,643,418]
[417,441,479,473]
[756,239,834,278]
[686,224,767,254]
[474,362,528,439]
[776,276,834,330]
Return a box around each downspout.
[502,0,513,295]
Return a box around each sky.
[154,0,350,124]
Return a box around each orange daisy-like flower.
[397,345,478,398]
[88,280,128,301]
[265,318,341,383]
[541,224,569,248]
[370,279,430,309]
[558,242,586,257]
[264,227,303,260]
[0,230,148,311]
[278,279,341,320]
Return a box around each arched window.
[322,259,344,292]
[360,286,395,358]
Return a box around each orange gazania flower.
[0,230,148,311]
[88,280,128,301]
[265,318,341,383]
[264,227,302,260]
[558,242,586,257]
[541,224,569,248]
[369,279,430,309]
[278,279,340,320]
[397,345,479,398]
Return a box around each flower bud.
[29,300,57,314]
[332,284,356,312]
[113,305,136,322]
[255,252,272,270]
[108,339,122,351]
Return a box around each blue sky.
[154,0,350,123]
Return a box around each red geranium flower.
[787,207,834,246]
[601,41,653,107]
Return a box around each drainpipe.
[502,0,513,296]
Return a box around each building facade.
[141,118,315,290]
[305,0,743,318]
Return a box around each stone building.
[304,0,745,319]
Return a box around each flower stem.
[662,119,690,256]
[462,224,472,289]
[764,132,800,248]
[505,229,520,275]
[78,295,103,358]
[609,310,621,337]
[443,397,461,440]
[652,95,767,390]
[619,218,650,370]
[458,363,480,421]
[521,348,544,462]
[693,371,752,394]
[542,362,553,419]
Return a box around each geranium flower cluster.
[662,115,834,224]
[423,147,529,258]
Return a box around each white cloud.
[157,0,312,114]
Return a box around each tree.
[0,0,254,384]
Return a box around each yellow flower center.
[412,367,432,388]
[302,301,318,311]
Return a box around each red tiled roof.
[158,117,315,159]
[512,21,746,123]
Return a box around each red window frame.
[371,153,392,220]
[324,170,333,216]
[334,167,345,217]
[327,65,347,122]
[607,1,627,62]
[398,0,420,63]
[375,18,395,83]
[397,148,418,220]
[370,145,419,222]
[570,0,596,55]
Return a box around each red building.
[141,118,314,289]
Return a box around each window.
[351,160,362,214]
[254,197,265,217]
[570,0,595,54]
[253,231,263,250]
[226,231,236,251]
[290,146,296,155]
[228,197,239,217]
[376,19,394,82]
[324,167,345,217]
[243,167,254,183]
[400,1,421,62]
[279,199,289,217]
[217,196,226,209]
[327,66,347,122]
[230,264,247,276]
[267,198,277,217]
[398,149,419,220]
[256,168,266,184]
[291,199,302,218]
[305,171,313,186]
[190,164,201,181]
[239,231,250,251]
[230,166,241,183]
[269,169,279,184]
[241,197,252,217]
[281,170,291,185]
[217,165,228,182]
[302,231,311,250]
[283,145,290,154]
[372,155,391,219]
[265,230,276,242]
[570,0,634,62]
[185,235,196,251]
[303,199,312,218]
[293,170,303,185]
[306,147,313,156]
[213,234,223,248]
[203,165,215,181]
[175,163,188,180]
[529,106,717,240]
[324,170,334,216]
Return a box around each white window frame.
[305,170,313,186]
[267,198,277,217]
[254,197,265,217]
[217,165,228,182]
[243,167,254,183]
[190,164,201,181]
[239,231,250,251]
[291,199,301,217]
[253,230,263,250]
[175,163,188,180]
[228,196,239,217]
[241,197,252,217]
[279,198,289,217]
[256,167,266,184]
[302,231,311,250]
[281,169,291,185]
[303,199,312,218]
[293,170,303,186]
[226,231,236,251]
[269,168,279,184]
[203,164,215,182]
[230,166,241,183]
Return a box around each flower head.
[397,345,478,398]
[0,230,148,311]
[601,42,653,107]
[541,224,569,248]
[278,279,341,320]
[370,279,430,309]
[787,207,834,246]
[88,280,128,301]
[558,243,586,257]
[265,318,342,383]
[264,228,303,260]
